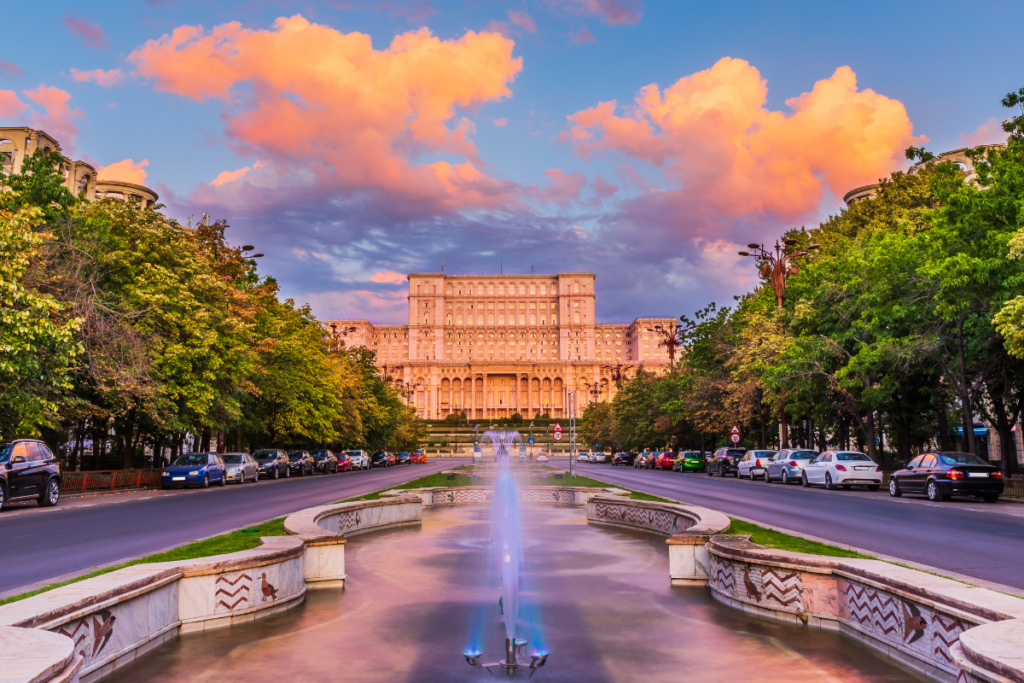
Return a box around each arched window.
[540,284,546,296]
[530,284,536,295]
[498,313,505,325]
[573,312,580,324]
[447,284,452,295]
[520,313,526,325]
[519,284,525,295]
[499,284,505,295]
[573,282,579,293]
[488,284,494,295]
[551,314,558,325]
[530,314,537,325]
[540,316,546,326]
[489,313,494,325]
[457,314,463,325]
[447,314,452,325]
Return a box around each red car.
[336,453,354,472]
[654,452,678,470]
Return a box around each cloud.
[70,68,125,87]
[211,164,253,186]
[563,58,920,220]
[958,116,1010,147]
[377,0,438,22]
[23,85,83,155]
[370,270,407,284]
[538,168,586,204]
[0,60,23,79]
[508,9,537,33]
[493,118,508,127]
[569,27,596,44]
[547,0,643,25]
[63,16,107,49]
[128,16,523,212]
[98,158,150,184]
[0,90,27,118]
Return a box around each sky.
[1,0,1019,324]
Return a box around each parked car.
[765,449,818,485]
[0,439,62,510]
[707,448,746,477]
[334,452,354,472]
[738,450,777,479]
[287,451,315,477]
[634,452,654,468]
[345,450,371,470]
[312,450,339,474]
[162,453,227,489]
[254,449,290,479]
[612,452,635,466]
[412,449,426,463]
[593,453,609,464]
[672,451,706,473]
[222,453,258,484]
[371,451,394,467]
[802,451,882,490]
[535,451,549,463]
[578,452,592,463]
[889,451,1004,503]
[397,452,412,465]
[653,452,678,470]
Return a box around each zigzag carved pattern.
[932,615,967,665]
[593,504,682,534]
[218,596,248,611]
[709,555,735,594]
[214,572,252,613]
[846,583,900,638]
[520,488,572,504]
[337,511,362,530]
[433,489,491,505]
[57,620,92,654]
[216,573,250,587]
[215,585,248,599]
[956,671,969,683]
[761,568,803,609]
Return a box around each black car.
[612,452,636,466]
[889,451,1004,503]
[396,452,412,465]
[253,449,290,479]
[287,451,315,476]
[371,451,392,468]
[312,450,339,474]
[0,439,61,511]
[707,447,746,477]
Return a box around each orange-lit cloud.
[958,116,1009,147]
[493,118,508,127]
[548,0,642,25]
[70,68,124,87]
[370,270,407,284]
[569,27,596,44]
[564,58,920,219]
[0,89,27,118]
[128,16,523,211]
[23,85,83,154]
[508,9,537,33]
[98,158,149,184]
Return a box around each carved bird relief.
[742,566,761,602]
[902,602,928,644]
[260,572,279,602]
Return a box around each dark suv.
[707,447,746,477]
[0,439,62,511]
[287,451,315,476]
[254,450,290,480]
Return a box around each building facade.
[327,273,675,420]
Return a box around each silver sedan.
[765,449,818,484]
[222,453,259,484]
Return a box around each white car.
[802,451,882,490]
[737,450,777,480]
[593,453,608,464]
[535,452,549,462]
[577,452,592,463]
[344,450,371,470]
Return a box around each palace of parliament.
[326,273,675,420]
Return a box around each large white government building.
[326,273,675,420]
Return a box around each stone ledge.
[0,626,77,683]
[957,620,1024,683]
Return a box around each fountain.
[464,431,549,677]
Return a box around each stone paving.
[102,504,929,682]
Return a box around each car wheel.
[927,480,948,502]
[781,471,789,485]
[764,471,771,483]
[732,471,738,478]
[38,478,60,507]
[707,468,713,476]
[273,468,279,480]
[825,473,835,490]
[300,465,306,477]
[801,472,810,487]
[982,493,1000,503]
[286,467,291,478]
[889,478,902,497]
[219,472,226,487]
[202,474,210,489]
[0,482,5,511]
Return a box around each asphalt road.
[560,459,1024,590]
[0,459,468,596]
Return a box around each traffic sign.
[553,431,563,442]
[528,437,535,444]
[729,424,741,444]
[553,422,562,432]
[730,433,740,444]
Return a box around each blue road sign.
[528,437,535,444]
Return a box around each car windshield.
[222,455,243,464]
[684,453,702,458]
[751,451,777,457]
[253,451,277,460]
[836,452,870,461]
[172,455,208,466]
[287,451,305,458]
[789,451,817,459]
[345,451,361,456]
[313,452,331,459]
[938,452,989,466]
[726,450,745,457]
[399,453,410,457]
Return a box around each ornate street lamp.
[737,237,820,447]
[328,324,358,353]
[602,364,635,388]
[379,364,403,384]
[644,323,697,364]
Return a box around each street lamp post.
[328,324,358,353]
[737,238,820,448]
[602,364,635,389]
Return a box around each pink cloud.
[210,164,253,186]
[563,58,921,220]
[493,118,508,127]
[508,9,538,33]
[70,68,124,87]
[23,85,83,155]
[98,158,150,184]
[958,116,1010,147]
[548,0,643,25]
[538,168,586,204]
[593,175,617,197]
[63,16,107,49]
[376,0,438,22]
[0,89,27,118]
[569,27,596,44]
[370,270,407,284]
[0,60,23,79]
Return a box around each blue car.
[161,453,227,489]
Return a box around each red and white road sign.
[730,424,741,444]
[553,422,562,433]
[553,431,563,441]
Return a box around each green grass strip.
[0,517,289,607]
[725,518,872,559]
